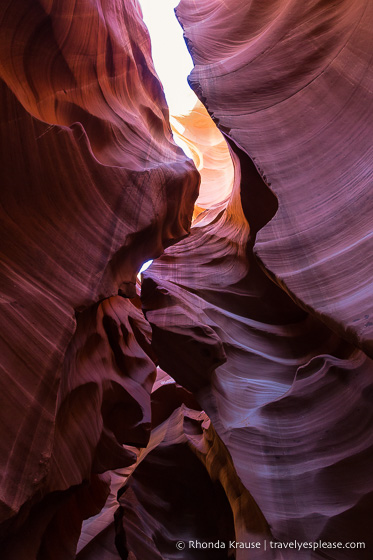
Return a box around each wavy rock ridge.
[0,0,198,555]
[143,0,373,557]
[1,0,372,559]
[176,0,373,356]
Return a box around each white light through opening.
[137,0,198,276]
[138,0,197,117]
[139,260,153,274]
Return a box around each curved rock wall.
[1,0,372,558]
[141,0,373,556]
[142,146,373,558]
[0,0,198,556]
[176,0,373,356]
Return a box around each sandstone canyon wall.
[1,0,372,559]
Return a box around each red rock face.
[142,0,373,556]
[176,0,373,356]
[142,147,373,557]
[1,0,373,559]
[0,0,198,555]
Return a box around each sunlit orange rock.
[0,0,198,554]
[177,0,373,356]
[141,1,373,553]
[1,0,373,558]
[171,100,234,212]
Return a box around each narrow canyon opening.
[1,1,372,559]
[137,0,236,277]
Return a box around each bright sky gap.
[138,0,197,275]
[138,0,196,116]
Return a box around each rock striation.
[1,0,372,558]
[0,0,198,556]
[142,141,373,557]
[141,0,373,557]
[170,100,234,218]
[176,0,373,356]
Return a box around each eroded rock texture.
[1,0,373,559]
[176,0,373,356]
[0,0,199,556]
[171,100,234,218]
[142,143,373,557]
[141,0,373,557]
[75,369,271,560]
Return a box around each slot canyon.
[0,0,372,558]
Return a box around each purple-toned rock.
[176,0,373,356]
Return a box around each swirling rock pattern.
[75,369,268,560]
[141,12,373,549]
[176,0,373,356]
[1,295,159,559]
[171,100,234,217]
[142,172,373,558]
[0,0,198,553]
[115,369,271,560]
[1,0,373,558]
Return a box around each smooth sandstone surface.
[1,0,372,558]
[176,0,373,356]
[142,146,373,558]
[171,100,234,215]
[0,0,198,554]
[141,1,373,554]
